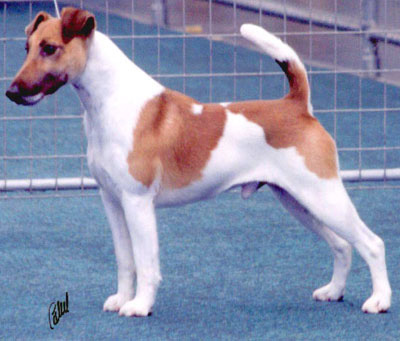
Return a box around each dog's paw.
[312,283,344,302]
[119,298,152,317]
[362,292,391,313]
[103,293,132,312]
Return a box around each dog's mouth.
[6,90,44,106]
[5,74,68,106]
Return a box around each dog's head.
[6,7,96,105]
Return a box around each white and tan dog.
[7,8,391,316]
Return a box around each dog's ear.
[61,7,96,43]
[25,11,51,37]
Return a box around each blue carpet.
[0,189,399,339]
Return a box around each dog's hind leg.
[269,184,352,302]
[273,179,391,313]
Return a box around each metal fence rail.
[1,168,400,193]
[0,0,399,198]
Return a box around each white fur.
[240,24,314,116]
[75,32,164,196]
[73,32,164,316]
[60,27,393,315]
[192,103,203,115]
[240,24,302,65]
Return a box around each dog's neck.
[72,31,164,120]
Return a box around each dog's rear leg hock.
[269,184,352,302]
[118,192,161,317]
[287,181,392,313]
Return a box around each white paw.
[119,298,152,317]
[103,293,133,312]
[313,283,344,302]
[362,293,391,313]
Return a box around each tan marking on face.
[23,18,88,83]
[227,99,338,179]
[127,90,227,188]
[8,8,95,103]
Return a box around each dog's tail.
[240,24,310,105]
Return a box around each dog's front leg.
[101,189,136,312]
[118,191,161,317]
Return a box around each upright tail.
[240,24,310,106]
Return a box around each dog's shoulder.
[128,89,228,189]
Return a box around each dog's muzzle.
[5,83,44,106]
[6,73,68,106]
[6,84,24,104]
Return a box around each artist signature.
[48,292,69,330]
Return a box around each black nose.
[6,84,22,104]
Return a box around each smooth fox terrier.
[6,8,391,316]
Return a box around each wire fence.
[1,0,399,198]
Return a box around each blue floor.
[1,189,399,340]
[0,2,399,340]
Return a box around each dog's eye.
[42,44,58,56]
[25,43,29,54]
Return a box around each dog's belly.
[155,177,232,207]
[155,111,324,207]
[155,112,275,207]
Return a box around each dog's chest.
[86,139,121,196]
[83,111,136,197]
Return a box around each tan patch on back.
[227,99,338,179]
[127,90,227,188]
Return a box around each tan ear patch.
[61,7,96,43]
[127,90,227,189]
[25,11,51,37]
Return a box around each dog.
[6,7,391,316]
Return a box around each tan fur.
[227,99,338,179]
[283,62,310,102]
[127,90,227,188]
[17,9,337,187]
[129,90,337,188]
[11,8,94,97]
[25,11,50,37]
